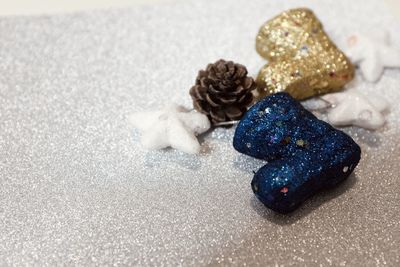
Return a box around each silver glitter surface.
[0,0,399,265]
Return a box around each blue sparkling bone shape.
[233,93,361,213]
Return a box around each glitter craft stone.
[233,93,361,213]
[256,8,355,100]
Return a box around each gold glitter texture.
[256,8,355,100]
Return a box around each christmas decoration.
[346,32,400,82]
[129,103,210,154]
[189,59,256,124]
[255,8,354,100]
[233,93,361,213]
[320,89,389,130]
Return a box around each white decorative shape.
[129,103,210,154]
[321,90,389,130]
[346,32,400,82]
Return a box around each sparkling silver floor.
[0,0,399,265]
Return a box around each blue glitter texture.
[233,93,361,213]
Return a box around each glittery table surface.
[0,0,399,266]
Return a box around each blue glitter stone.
[233,93,361,213]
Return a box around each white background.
[0,0,171,15]
[0,0,399,17]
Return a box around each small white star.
[346,32,400,82]
[129,103,210,154]
[320,89,389,130]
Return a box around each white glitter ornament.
[321,89,389,130]
[129,103,211,154]
[346,32,400,82]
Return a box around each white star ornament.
[346,32,400,82]
[321,90,389,130]
[129,103,210,154]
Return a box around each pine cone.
[189,59,256,124]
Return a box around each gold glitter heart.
[256,8,355,100]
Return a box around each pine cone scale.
[208,85,225,95]
[243,77,254,89]
[238,93,254,107]
[219,96,238,105]
[193,100,210,114]
[210,109,226,123]
[189,86,207,101]
[205,93,221,107]
[225,106,244,120]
